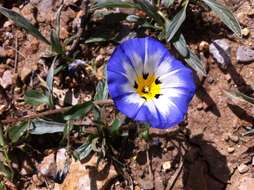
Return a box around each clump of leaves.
[93,0,241,76]
[0,5,64,55]
[224,89,254,136]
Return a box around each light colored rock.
[21,3,37,25]
[237,46,254,63]
[241,28,250,37]
[227,147,235,153]
[229,135,239,143]
[199,41,209,52]
[238,177,254,190]
[162,161,171,172]
[37,152,56,177]
[0,70,13,88]
[54,155,117,190]
[209,39,231,69]
[238,164,249,174]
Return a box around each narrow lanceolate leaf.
[84,37,107,44]
[55,5,64,37]
[202,0,241,37]
[8,121,29,143]
[94,80,108,100]
[47,60,55,93]
[0,181,7,190]
[0,125,5,147]
[0,6,50,44]
[184,49,207,76]
[162,0,175,7]
[172,33,206,75]
[29,119,65,135]
[24,90,51,106]
[110,118,122,136]
[0,161,12,180]
[224,90,254,105]
[172,33,189,57]
[64,101,93,121]
[136,0,164,26]
[166,0,189,41]
[73,143,93,160]
[50,30,64,55]
[93,1,140,9]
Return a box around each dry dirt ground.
[1,0,254,190]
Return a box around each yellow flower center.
[134,73,161,101]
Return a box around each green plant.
[93,0,241,76]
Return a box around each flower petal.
[143,37,169,74]
[107,37,196,129]
[152,95,184,128]
[108,71,135,99]
[120,38,145,76]
[155,59,185,77]
[114,93,145,119]
[159,66,196,91]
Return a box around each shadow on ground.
[182,134,230,190]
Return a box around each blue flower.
[107,37,196,129]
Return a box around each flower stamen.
[143,86,150,93]
[135,74,161,101]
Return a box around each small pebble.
[207,76,214,84]
[236,46,254,63]
[199,41,209,52]
[162,161,171,172]
[225,74,231,82]
[229,135,239,143]
[197,103,204,110]
[238,164,249,174]
[209,39,231,69]
[227,147,235,153]
[247,10,254,17]
[223,133,230,142]
[241,28,250,37]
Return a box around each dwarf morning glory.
[107,37,196,129]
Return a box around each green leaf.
[8,121,29,143]
[93,1,140,9]
[184,49,207,76]
[91,137,101,152]
[110,118,122,136]
[55,5,64,37]
[0,125,5,147]
[29,119,65,135]
[62,122,73,141]
[94,80,108,100]
[136,0,164,26]
[162,0,175,7]
[242,128,254,136]
[224,90,254,105]
[0,6,50,45]
[47,60,55,93]
[202,0,241,37]
[64,101,93,121]
[50,30,64,54]
[126,15,140,22]
[0,182,7,190]
[24,90,51,106]
[84,37,107,44]
[0,161,12,180]
[166,0,189,41]
[172,33,189,57]
[73,143,93,160]
[92,105,101,121]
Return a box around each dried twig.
[1,99,113,125]
[165,157,184,190]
